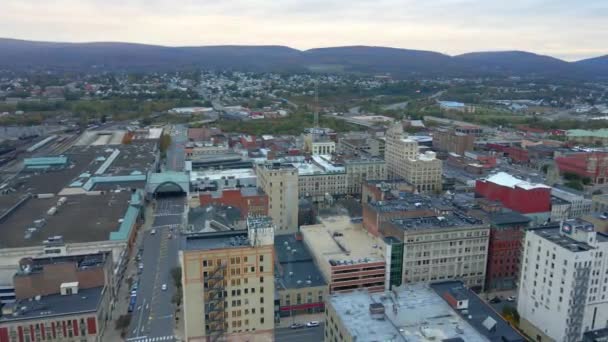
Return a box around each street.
[166,124,187,172]
[126,196,185,342]
[275,324,324,342]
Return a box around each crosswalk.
[126,335,175,342]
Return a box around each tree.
[592,189,603,195]
[172,291,183,307]
[502,305,520,325]
[171,267,182,288]
[159,134,172,154]
[115,314,132,331]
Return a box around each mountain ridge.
[0,38,606,78]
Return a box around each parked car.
[289,323,304,329]
[489,296,501,304]
[151,229,156,235]
[507,296,516,302]
[306,321,320,328]
[161,284,167,291]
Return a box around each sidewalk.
[101,204,155,341]
[275,313,325,329]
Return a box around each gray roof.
[0,286,104,323]
[274,235,326,290]
[530,224,594,252]
[489,212,531,226]
[390,212,485,231]
[430,281,526,342]
[182,231,250,251]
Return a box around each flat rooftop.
[329,282,523,342]
[187,205,243,234]
[182,230,251,251]
[0,286,104,323]
[274,235,326,290]
[430,281,526,342]
[390,211,485,231]
[488,211,531,226]
[301,216,384,264]
[531,224,594,252]
[0,191,133,248]
[190,168,256,182]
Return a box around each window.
[260,276,264,283]
[260,255,264,262]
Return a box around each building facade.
[556,152,608,185]
[344,158,386,195]
[385,123,418,180]
[517,221,608,342]
[485,212,531,291]
[402,151,443,193]
[432,128,475,155]
[198,188,269,218]
[381,215,490,291]
[255,162,299,235]
[475,172,552,215]
[181,218,276,342]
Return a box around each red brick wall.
[475,180,550,214]
[200,189,269,218]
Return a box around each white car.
[507,296,516,302]
[151,229,156,235]
[161,284,167,291]
[306,321,320,327]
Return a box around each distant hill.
[0,38,607,78]
[575,55,608,74]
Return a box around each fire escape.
[205,261,227,342]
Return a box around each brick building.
[199,188,269,219]
[485,212,531,291]
[555,152,608,185]
[0,252,113,342]
[475,172,551,215]
[432,128,475,155]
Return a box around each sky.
[1,0,607,61]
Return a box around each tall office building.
[255,162,299,235]
[385,123,418,179]
[385,123,442,193]
[517,220,608,342]
[181,217,276,342]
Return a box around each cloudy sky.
[1,0,606,60]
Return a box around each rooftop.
[567,128,608,138]
[182,230,251,251]
[0,191,133,248]
[329,282,524,342]
[430,281,526,342]
[482,172,550,190]
[274,235,326,290]
[0,286,104,323]
[531,223,594,252]
[389,212,485,231]
[187,204,243,234]
[488,212,531,226]
[300,216,384,264]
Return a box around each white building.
[551,187,592,219]
[517,220,608,342]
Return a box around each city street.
[275,324,324,342]
[126,197,185,342]
[166,125,187,172]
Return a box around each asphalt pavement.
[126,197,185,342]
[166,124,187,172]
[275,324,325,342]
